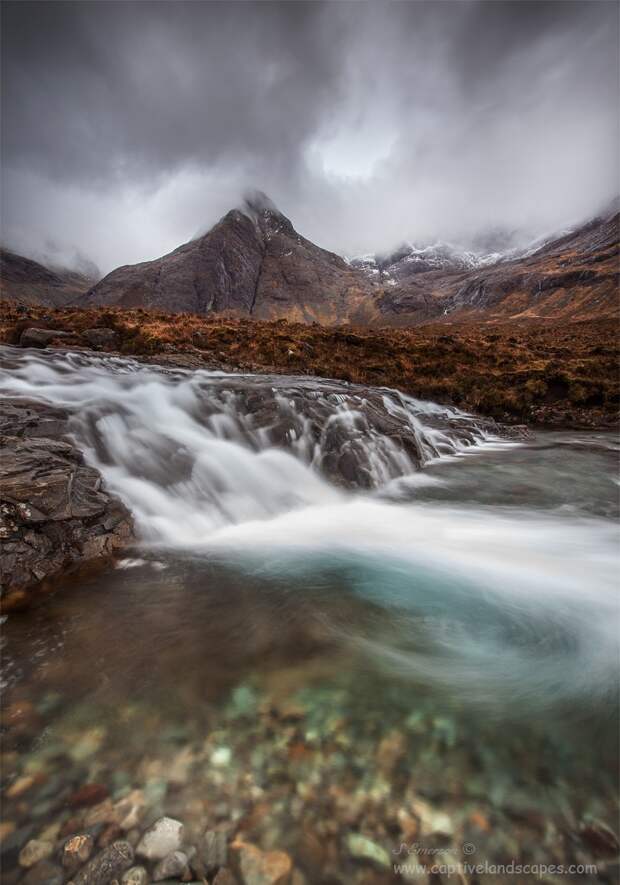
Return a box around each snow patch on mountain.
[346,241,507,279]
[345,223,585,282]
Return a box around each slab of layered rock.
[0,399,133,609]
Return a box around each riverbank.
[1,302,617,429]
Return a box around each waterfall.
[0,346,504,544]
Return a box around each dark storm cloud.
[2,1,346,182]
[1,1,618,272]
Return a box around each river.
[1,347,618,884]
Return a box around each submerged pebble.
[19,840,54,868]
[231,840,292,885]
[121,866,149,885]
[345,833,391,868]
[136,818,184,861]
[71,840,134,885]
[62,835,94,872]
[152,850,188,881]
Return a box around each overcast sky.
[2,0,618,275]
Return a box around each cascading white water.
[0,346,503,542]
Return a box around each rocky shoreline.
[0,398,133,611]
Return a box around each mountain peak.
[236,190,298,241]
[199,191,286,239]
[241,189,280,219]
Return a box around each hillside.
[0,248,98,306]
[376,211,619,324]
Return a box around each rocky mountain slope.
[0,248,98,306]
[376,210,619,324]
[3,196,617,324]
[79,194,379,324]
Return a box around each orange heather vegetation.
[1,301,618,428]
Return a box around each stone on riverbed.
[579,818,620,856]
[69,728,107,763]
[114,789,147,831]
[6,775,36,798]
[18,839,54,868]
[202,829,228,871]
[62,834,94,872]
[121,867,149,885]
[68,783,109,808]
[345,833,391,869]
[22,859,64,885]
[70,840,134,885]
[211,746,232,767]
[231,839,292,885]
[136,817,184,861]
[152,850,189,881]
[409,797,454,837]
[376,729,407,774]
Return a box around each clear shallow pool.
[1,349,619,884]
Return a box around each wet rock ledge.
[0,399,133,610]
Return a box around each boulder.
[0,400,68,439]
[82,328,119,348]
[19,328,73,348]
